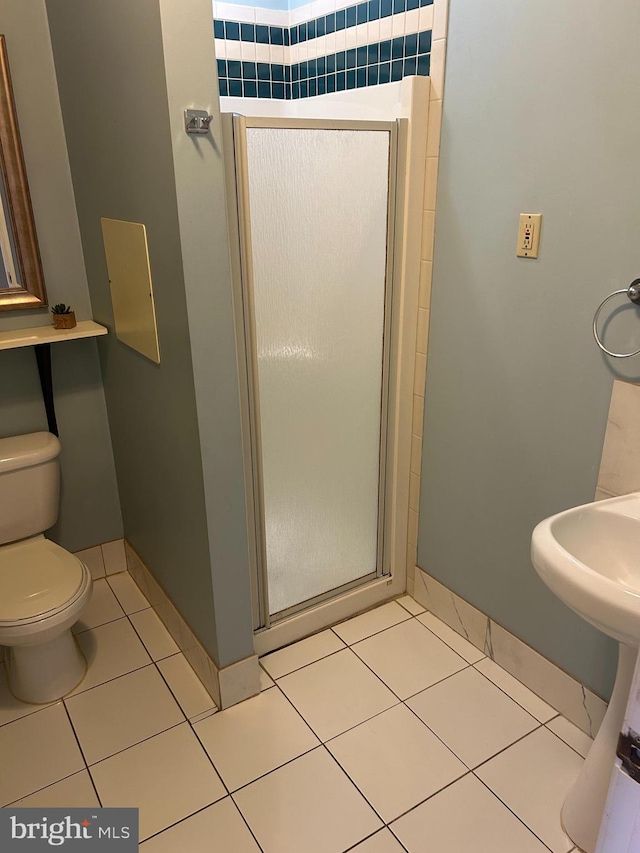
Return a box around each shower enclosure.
[223,115,407,651]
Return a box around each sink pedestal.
[562,643,637,853]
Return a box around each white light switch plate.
[517,213,542,258]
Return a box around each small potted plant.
[51,303,77,330]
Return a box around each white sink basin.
[532,492,640,645]
[532,493,640,853]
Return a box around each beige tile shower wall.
[595,379,640,500]
[407,0,448,595]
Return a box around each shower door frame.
[223,114,410,655]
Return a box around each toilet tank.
[0,432,62,545]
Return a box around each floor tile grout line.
[142,794,266,853]
[274,643,398,701]
[73,609,128,636]
[385,768,556,853]
[104,573,152,615]
[135,792,228,847]
[224,742,325,793]
[72,577,126,634]
[417,617,487,665]
[228,797,266,853]
[397,671,557,775]
[464,717,542,771]
[471,658,561,724]
[0,700,87,808]
[259,603,422,683]
[422,606,595,737]
[471,721,546,774]
[340,640,421,702]
[471,772,557,852]
[273,665,401,746]
[170,664,388,817]
[262,642,347,681]
[322,698,404,747]
[386,605,564,729]
[139,798,226,845]
[261,623,346,656]
[345,825,412,853]
[270,624,488,740]
[189,707,219,725]
[383,770,473,831]
[196,707,321,798]
[321,741,389,827]
[400,691,478,768]
[394,595,426,618]
[307,605,415,652]
[3,767,100,809]
[83,715,229,841]
[350,633,472,704]
[418,604,490,657]
[195,682,331,794]
[61,697,90,769]
[398,661,473,703]
[154,654,217,722]
[200,686,468,813]
[65,657,159,703]
[66,589,170,713]
[66,658,153,700]
[270,678,325,742]
[544,720,591,759]
[86,718,189,771]
[226,741,384,852]
[60,701,103,809]
[333,610,414,647]
[234,676,479,830]
[465,663,549,726]
[126,612,180,666]
[0,695,60,730]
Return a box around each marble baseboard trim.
[406,546,417,589]
[594,487,618,501]
[413,566,608,738]
[218,655,262,709]
[124,540,260,711]
[413,566,487,649]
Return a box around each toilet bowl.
[0,433,93,704]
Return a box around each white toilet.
[0,432,93,704]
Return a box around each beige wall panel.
[101,217,160,363]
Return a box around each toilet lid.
[0,538,86,623]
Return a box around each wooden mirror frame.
[0,35,46,311]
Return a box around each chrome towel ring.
[593,279,640,358]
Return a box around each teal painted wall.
[0,0,122,553]
[46,0,254,667]
[417,0,640,698]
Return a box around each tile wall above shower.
[213,0,433,98]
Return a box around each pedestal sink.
[531,492,640,853]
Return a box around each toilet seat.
[0,537,87,625]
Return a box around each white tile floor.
[0,577,588,852]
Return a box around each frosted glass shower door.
[240,119,395,618]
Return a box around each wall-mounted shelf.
[0,319,108,351]
[0,319,108,437]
